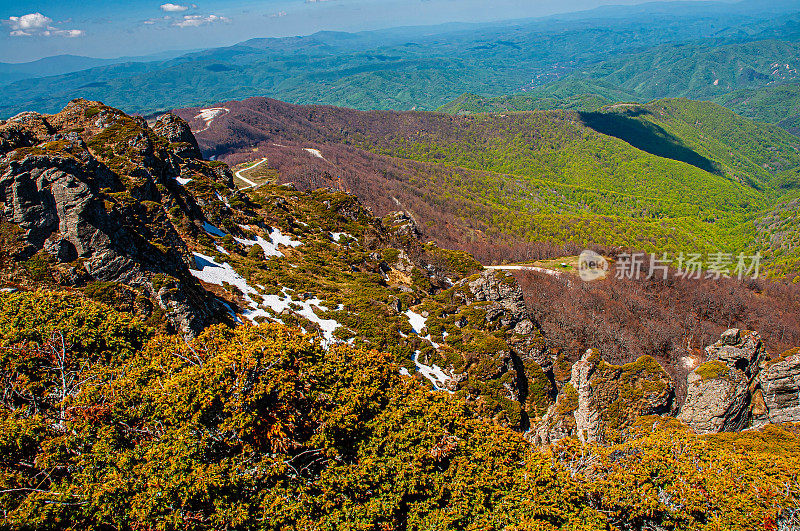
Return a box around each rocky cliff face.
[678,329,800,433]
[758,349,800,425]
[0,100,234,336]
[533,349,674,444]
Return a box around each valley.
[176,95,800,275]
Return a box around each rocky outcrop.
[455,269,549,370]
[758,350,800,425]
[678,361,752,433]
[533,349,674,444]
[678,329,765,434]
[151,113,202,160]
[0,100,230,336]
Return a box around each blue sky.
[1,0,715,63]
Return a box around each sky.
[0,0,720,63]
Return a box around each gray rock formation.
[533,350,674,444]
[456,269,549,370]
[0,100,229,336]
[678,329,765,433]
[151,113,202,160]
[678,363,752,433]
[571,350,602,444]
[758,351,800,425]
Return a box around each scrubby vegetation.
[1,292,798,530]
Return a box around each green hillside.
[367,100,800,269]
[547,39,800,103]
[3,2,800,118]
[204,96,800,272]
[715,82,800,133]
[436,93,611,114]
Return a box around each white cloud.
[6,12,84,37]
[144,15,172,25]
[173,14,229,28]
[160,3,189,12]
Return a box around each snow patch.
[413,350,453,393]
[271,227,302,248]
[304,148,325,160]
[259,289,340,344]
[190,253,340,343]
[331,232,352,243]
[233,225,302,259]
[175,176,193,186]
[193,107,229,133]
[405,309,427,334]
[215,192,231,208]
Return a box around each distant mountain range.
[3,0,800,123]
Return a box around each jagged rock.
[533,350,674,444]
[706,328,764,377]
[678,361,751,433]
[387,211,420,239]
[43,235,77,262]
[678,330,765,433]
[0,100,229,337]
[455,270,549,369]
[758,350,800,425]
[152,113,202,159]
[571,350,602,444]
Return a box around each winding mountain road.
[234,158,268,189]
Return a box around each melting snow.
[304,148,325,160]
[193,107,229,133]
[405,310,449,389]
[233,226,301,259]
[215,244,230,256]
[215,192,231,208]
[405,309,427,334]
[413,351,453,393]
[234,233,284,258]
[270,227,302,248]
[189,252,340,344]
[331,232,352,242]
[259,289,340,344]
[399,367,411,376]
[191,253,257,302]
[175,176,193,186]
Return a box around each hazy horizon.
[1,0,737,63]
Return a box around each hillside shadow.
[579,110,722,175]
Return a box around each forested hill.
[178,95,800,274]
